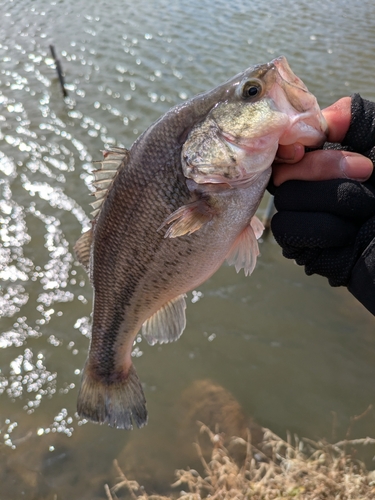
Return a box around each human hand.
[272,97,373,185]
[270,94,375,315]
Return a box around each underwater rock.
[176,379,264,466]
[116,378,263,494]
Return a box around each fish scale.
[74,56,327,429]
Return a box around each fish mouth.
[269,56,328,145]
[272,56,310,98]
[183,164,240,185]
[185,169,267,191]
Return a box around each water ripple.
[0,0,374,497]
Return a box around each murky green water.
[1,0,375,498]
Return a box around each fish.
[74,56,327,430]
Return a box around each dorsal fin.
[90,147,130,218]
[74,227,93,270]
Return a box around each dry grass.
[105,422,375,500]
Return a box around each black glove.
[270,94,375,315]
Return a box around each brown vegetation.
[106,423,375,500]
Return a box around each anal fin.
[74,228,93,270]
[159,200,214,238]
[226,216,263,277]
[142,294,187,346]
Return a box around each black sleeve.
[348,237,375,314]
[330,94,375,313]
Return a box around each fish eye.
[241,80,263,99]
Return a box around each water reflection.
[1,0,375,497]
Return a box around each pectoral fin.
[142,294,187,346]
[226,216,264,277]
[250,215,264,240]
[159,200,214,238]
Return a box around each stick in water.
[49,44,68,98]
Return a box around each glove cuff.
[348,235,375,315]
[343,94,375,156]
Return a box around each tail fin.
[77,363,148,430]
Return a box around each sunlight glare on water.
[0,0,375,497]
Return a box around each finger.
[272,150,373,186]
[273,179,375,220]
[274,97,352,166]
[271,211,358,247]
[274,143,305,163]
[322,97,352,143]
[274,98,352,165]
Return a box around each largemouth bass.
[75,56,327,429]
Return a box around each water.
[0,0,375,497]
